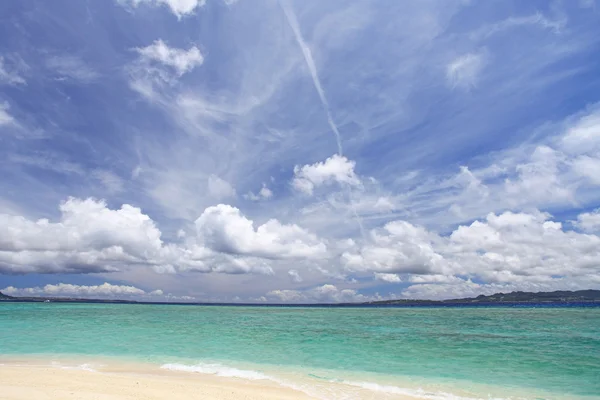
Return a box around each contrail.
[280,0,343,156]
[280,0,366,239]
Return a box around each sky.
[1,0,600,303]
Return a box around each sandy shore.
[0,364,313,400]
[0,359,441,400]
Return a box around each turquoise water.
[1,303,599,399]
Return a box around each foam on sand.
[161,362,269,380]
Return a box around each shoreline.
[0,356,427,400]
[0,363,311,400]
[0,355,586,400]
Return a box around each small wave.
[341,380,510,400]
[161,362,269,381]
[51,362,98,372]
[160,362,514,400]
[160,362,330,399]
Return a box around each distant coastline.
[1,289,599,307]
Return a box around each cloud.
[383,107,600,228]
[0,197,163,274]
[45,55,99,83]
[1,282,197,301]
[0,56,26,85]
[374,273,402,283]
[136,40,203,77]
[402,276,600,300]
[576,209,600,232]
[0,198,310,275]
[2,282,145,297]
[208,175,236,199]
[195,204,327,259]
[446,51,487,90]
[470,13,565,40]
[92,170,125,194]
[0,102,15,126]
[343,209,600,288]
[119,0,206,18]
[280,0,344,155]
[244,184,273,201]
[288,269,303,283]
[292,154,360,195]
[267,284,387,304]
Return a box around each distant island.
[363,290,600,305]
[1,289,599,306]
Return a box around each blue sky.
[1,0,600,302]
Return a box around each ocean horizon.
[2,302,599,400]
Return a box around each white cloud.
[572,156,600,185]
[208,175,236,199]
[471,13,565,40]
[0,102,15,126]
[446,51,486,90]
[342,220,446,275]
[344,209,600,289]
[288,269,303,283]
[92,170,125,194]
[0,56,26,85]
[2,282,146,297]
[267,284,386,304]
[136,40,203,76]
[402,276,600,300]
[374,273,402,283]
[0,198,163,274]
[388,107,600,228]
[119,0,205,18]
[293,154,360,195]
[244,184,273,201]
[0,198,310,275]
[1,282,197,301]
[576,209,600,232]
[45,55,99,83]
[195,204,327,259]
[561,110,600,153]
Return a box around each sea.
[1,302,599,399]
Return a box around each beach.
[0,358,434,400]
[0,362,310,400]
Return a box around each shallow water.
[1,303,599,399]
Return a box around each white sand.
[0,363,313,400]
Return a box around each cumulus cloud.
[397,107,600,227]
[576,209,600,232]
[0,197,163,274]
[119,0,205,18]
[342,220,446,275]
[374,273,402,283]
[446,51,486,90]
[344,209,600,292]
[267,284,386,304]
[292,154,360,195]
[136,40,203,77]
[2,282,146,297]
[402,276,600,300]
[195,204,327,259]
[1,282,197,301]
[0,198,321,275]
